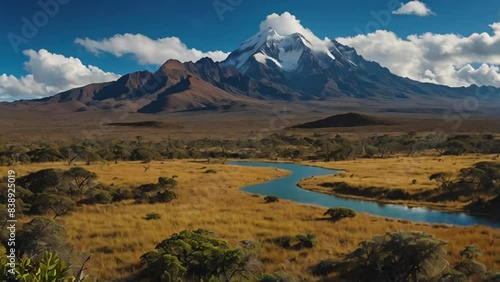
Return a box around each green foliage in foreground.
[140,229,261,282]
[0,247,81,282]
[312,231,499,282]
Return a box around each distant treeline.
[1,132,500,166]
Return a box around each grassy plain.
[3,160,500,281]
[299,154,500,212]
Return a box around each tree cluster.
[1,133,498,166]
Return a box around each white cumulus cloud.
[0,49,120,101]
[258,12,332,51]
[337,23,500,87]
[393,0,435,16]
[75,34,230,65]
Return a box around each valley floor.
[3,160,500,281]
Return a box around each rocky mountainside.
[4,27,499,113]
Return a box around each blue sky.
[1,0,500,100]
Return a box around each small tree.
[112,144,131,163]
[17,169,65,194]
[59,146,78,165]
[17,217,72,259]
[31,193,77,218]
[133,147,160,163]
[141,229,261,281]
[329,231,449,282]
[63,167,97,196]
[454,245,487,281]
[429,172,455,193]
[460,245,481,261]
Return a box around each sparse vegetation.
[323,207,356,221]
[144,213,161,221]
[1,132,499,166]
[264,195,279,203]
[273,234,317,250]
[1,132,499,280]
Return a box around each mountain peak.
[158,59,186,73]
[223,27,335,74]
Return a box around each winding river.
[230,161,500,228]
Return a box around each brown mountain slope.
[138,75,263,113]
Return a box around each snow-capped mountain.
[223,28,336,74]
[7,22,500,113]
[220,27,402,97]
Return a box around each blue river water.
[230,161,500,228]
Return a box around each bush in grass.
[84,189,112,205]
[264,195,279,203]
[259,271,298,282]
[111,188,134,202]
[275,234,317,250]
[158,176,177,188]
[144,213,161,221]
[323,207,356,221]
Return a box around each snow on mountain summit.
[223,28,335,73]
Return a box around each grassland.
[2,103,500,143]
[298,154,500,212]
[3,160,500,281]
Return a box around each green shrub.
[111,188,134,202]
[85,189,112,204]
[259,271,298,282]
[204,169,217,174]
[318,231,448,281]
[264,195,279,203]
[158,176,177,188]
[144,213,161,221]
[295,234,317,248]
[155,190,177,203]
[7,252,76,281]
[140,229,260,281]
[17,217,72,259]
[275,234,317,250]
[323,207,356,221]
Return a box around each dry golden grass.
[299,154,500,210]
[302,154,499,191]
[3,160,500,281]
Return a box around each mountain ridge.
[3,27,500,113]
